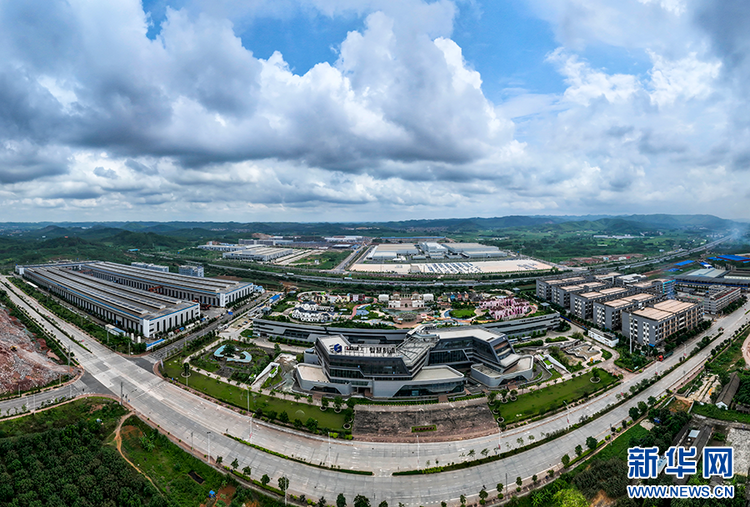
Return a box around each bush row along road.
[1,275,748,505]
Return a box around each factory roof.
[92,261,252,294]
[26,266,196,319]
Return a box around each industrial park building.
[19,261,258,307]
[197,242,244,252]
[179,265,204,277]
[675,268,750,292]
[296,325,534,397]
[592,293,661,331]
[622,300,702,347]
[131,262,170,273]
[21,264,199,339]
[222,245,294,262]
[570,287,631,320]
[551,281,607,308]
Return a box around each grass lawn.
[496,371,618,424]
[164,357,346,431]
[450,308,476,318]
[708,328,750,374]
[593,423,650,462]
[691,403,750,424]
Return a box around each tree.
[278,477,289,493]
[586,436,597,451]
[306,418,319,432]
[354,495,370,507]
[274,343,281,357]
[638,401,648,416]
[488,391,497,402]
[552,489,588,507]
[224,343,237,357]
[575,445,582,457]
[279,411,289,423]
[459,494,466,506]
[216,456,223,465]
[322,398,330,410]
[468,449,476,458]
[337,493,347,507]
[334,396,343,411]
[562,454,571,467]
[379,502,388,507]
[231,458,239,470]
[242,466,251,477]
[183,362,190,377]
[516,477,522,487]
[629,406,640,421]
[479,489,488,505]
[481,448,489,457]
[532,474,538,484]
[648,396,657,406]
[261,474,270,486]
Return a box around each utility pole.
[120,381,123,405]
[207,431,212,463]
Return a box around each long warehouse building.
[22,265,199,339]
[18,261,258,307]
[82,261,257,306]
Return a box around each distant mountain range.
[0,214,742,238]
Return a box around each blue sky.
[0,0,748,222]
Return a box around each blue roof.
[674,260,694,266]
[666,268,680,272]
[270,294,281,302]
[717,255,750,262]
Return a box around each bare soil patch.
[353,397,497,442]
[0,307,68,394]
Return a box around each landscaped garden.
[163,356,348,432]
[189,340,273,384]
[490,369,618,424]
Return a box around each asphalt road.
[1,275,748,505]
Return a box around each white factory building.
[22,264,199,339]
[222,245,295,262]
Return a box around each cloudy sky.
[0,0,748,222]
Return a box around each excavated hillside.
[0,307,68,394]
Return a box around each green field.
[692,403,750,424]
[450,308,476,318]
[164,357,347,431]
[121,416,228,507]
[291,250,350,270]
[495,370,618,424]
[592,423,650,462]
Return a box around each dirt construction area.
[0,307,68,394]
[353,397,498,442]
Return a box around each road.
[148,292,273,361]
[1,276,748,505]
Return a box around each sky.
[0,0,749,222]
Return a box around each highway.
[1,275,748,505]
[199,235,734,289]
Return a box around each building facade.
[621,300,703,347]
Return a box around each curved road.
[2,276,748,505]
